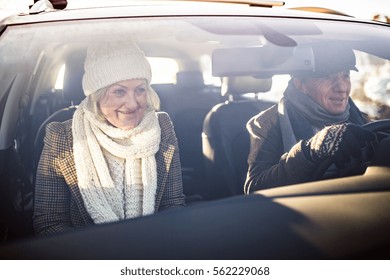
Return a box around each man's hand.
[303,123,377,168]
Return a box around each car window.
[1,16,389,115]
[148,57,179,84]
[0,8,390,252]
[0,15,389,165]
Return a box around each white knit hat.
[82,41,152,96]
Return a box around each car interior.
[29,50,279,203]
[0,37,280,241]
[202,76,275,199]
[0,8,390,259]
[4,41,389,239]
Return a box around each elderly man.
[244,44,377,193]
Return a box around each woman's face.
[99,79,148,130]
[296,71,352,115]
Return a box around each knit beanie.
[82,41,152,96]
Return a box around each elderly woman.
[33,41,185,235]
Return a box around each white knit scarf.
[72,98,161,224]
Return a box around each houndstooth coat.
[33,112,185,236]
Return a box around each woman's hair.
[86,80,160,121]
[146,85,161,111]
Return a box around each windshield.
[0,16,388,151]
[1,10,390,257]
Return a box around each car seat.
[33,50,85,179]
[202,76,275,199]
[166,71,221,200]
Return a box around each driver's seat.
[202,76,275,199]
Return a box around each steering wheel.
[310,119,390,181]
[362,119,390,139]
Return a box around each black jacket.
[244,96,369,194]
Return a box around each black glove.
[302,123,377,168]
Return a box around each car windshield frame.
[0,2,390,263]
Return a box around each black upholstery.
[202,76,275,199]
[60,51,86,106]
[161,71,220,120]
[176,70,204,90]
[33,50,85,178]
[163,71,221,198]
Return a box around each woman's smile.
[99,79,148,129]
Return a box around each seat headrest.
[176,71,204,90]
[221,76,272,97]
[62,50,86,104]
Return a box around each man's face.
[296,70,351,115]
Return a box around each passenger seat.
[33,50,85,179]
[166,71,221,200]
[202,76,275,199]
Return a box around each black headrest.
[62,50,86,104]
[176,71,204,90]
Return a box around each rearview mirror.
[212,45,315,78]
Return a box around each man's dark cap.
[301,44,359,78]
